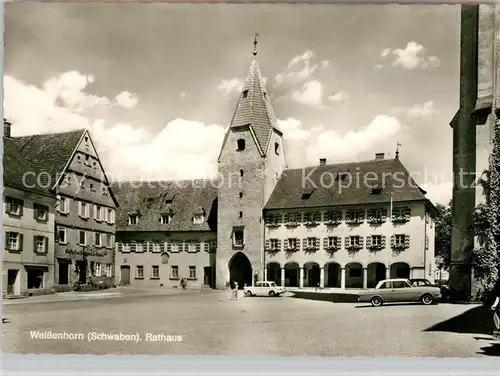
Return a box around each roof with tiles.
[111,180,218,232]
[224,50,280,155]
[264,157,434,211]
[3,136,54,197]
[11,129,86,188]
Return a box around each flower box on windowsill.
[134,277,144,280]
[346,219,364,226]
[304,221,319,227]
[266,223,281,228]
[285,247,298,252]
[265,248,281,253]
[169,277,180,281]
[187,278,197,281]
[324,220,341,227]
[284,222,300,228]
[392,216,410,224]
[150,277,160,280]
[368,245,384,251]
[304,247,318,252]
[367,217,385,224]
[325,246,340,253]
[346,245,363,251]
[391,245,408,250]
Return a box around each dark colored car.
[409,278,449,301]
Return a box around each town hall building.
[113,39,438,290]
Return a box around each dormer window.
[240,169,244,177]
[160,215,170,224]
[128,215,138,225]
[371,187,382,195]
[242,90,249,98]
[263,92,267,99]
[239,192,244,198]
[239,211,243,218]
[335,172,348,181]
[237,139,245,151]
[193,214,205,224]
[301,189,314,200]
[275,142,279,155]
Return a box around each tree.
[435,199,452,270]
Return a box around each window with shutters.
[135,241,145,253]
[107,208,115,224]
[106,234,113,248]
[78,231,87,246]
[187,241,197,253]
[57,196,69,215]
[265,213,282,227]
[169,241,180,253]
[303,212,321,227]
[150,242,160,253]
[33,204,49,221]
[368,235,384,249]
[266,238,281,252]
[392,207,411,223]
[34,235,48,253]
[392,234,409,249]
[122,243,130,253]
[128,214,138,225]
[286,238,298,251]
[136,265,144,279]
[5,197,23,216]
[78,201,90,219]
[57,227,67,244]
[105,264,113,277]
[188,266,197,279]
[95,263,102,277]
[6,232,22,251]
[284,212,301,227]
[367,208,387,224]
[95,233,102,247]
[324,210,342,225]
[345,235,363,250]
[345,209,365,225]
[95,205,102,221]
[324,236,340,251]
[304,237,319,251]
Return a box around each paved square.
[2,290,498,357]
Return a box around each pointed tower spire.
[219,34,281,158]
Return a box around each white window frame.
[5,197,23,216]
[189,266,196,279]
[57,227,67,244]
[152,265,160,279]
[95,205,102,221]
[105,264,112,277]
[34,235,48,253]
[233,229,244,247]
[136,265,144,279]
[188,242,197,253]
[57,196,69,214]
[79,201,90,218]
[395,234,405,247]
[171,265,179,279]
[328,237,336,248]
[160,215,170,224]
[128,215,138,225]
[108,209,114,224]
[372,235,382,247]
[95,263,102,277]
[307,237,315,247]
[122,243,131,253]
[193,214,204,224]
[34,204,48,221]
[7,232,20,250]
[95,233,102,247]
[270,239,279,249]
[349,236,360,247]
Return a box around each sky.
[4,3,460,205]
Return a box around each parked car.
[358,278,441,307]
[245,281,285,297]
[409,278,449,301]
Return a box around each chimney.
[4,118,11,138]
[319,158,326,166]
[375,153,384,161]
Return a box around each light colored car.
[245,281,285,297]
[358,278,441,307]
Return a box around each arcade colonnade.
[265,261,412,289]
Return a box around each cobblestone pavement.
[2,290,497,357]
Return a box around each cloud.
[277,117,310,140]
[275,50,318,86]
[305,115,403,163]
[328,91,348,104]
[419,180,453,206]
[320,60,330,69]
[291,80,324,108]
[4,72,225,181]
[379,42,440,70]
[216,78,244,97]
[115,91,139,109]
[407,100,436,119]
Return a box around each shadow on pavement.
[289,291,359,303]
[477,343,500,357]
[424,304,492,335]
[355,302,424,308]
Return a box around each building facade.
[112,181,217,289]
[262,157,437,288]
[3,120,57,296]
[11,129,118,288]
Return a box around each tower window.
[275,142,280,155]
[240,169,244,177]
[242,90,249,98]
[263,92,267,99]
[239,192,244,198]
[237,139,245,151]
[239,211,243,218]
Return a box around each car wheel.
[371,296,383,307]
[245,290,252,297]
[269,291,276,297]
[421,294,434,305]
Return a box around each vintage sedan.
[358,278,441,307]
[244,281,285,297]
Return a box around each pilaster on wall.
[450,4,479,302]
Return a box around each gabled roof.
[11,129,85,189]
[264,158,432,210]
[111,180,218,232]
[3,136,54,197]
[218,52,281,159]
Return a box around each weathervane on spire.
[395,141,402,159]
[253,33,259,56]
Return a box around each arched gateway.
[229,252,252,289]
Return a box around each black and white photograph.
[2,2,500,358]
